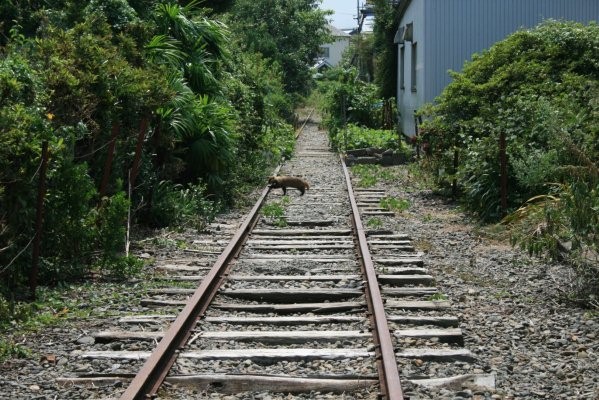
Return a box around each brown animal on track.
[268,175,310,196]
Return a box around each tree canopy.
[229,0,331,94]
[419,21,599,298]
[0,0,329,296]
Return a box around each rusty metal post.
[499,131,508,215]
[30,141,49,300]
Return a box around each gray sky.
[319,0,359,30]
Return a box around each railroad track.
[59,111,495,399]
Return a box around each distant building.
[316,25,351,70]
[395,0,599,136]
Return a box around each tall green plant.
[151,1,229,94]
[229,0,331,94]
[317,67,394,136]
[372,0,399,99]
[418,20,599,302]
[420,21,599,220]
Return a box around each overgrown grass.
[262,196,291,227]
[366,217,383,229]
[0,339,30,362]
[332,124,408,152]
[0,275,163,362]
[380,196,410,213]
[351,164,398,187]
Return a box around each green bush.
[146,181,218,230]
[317,67,393,137]
[332,124,403,152]
[0,0,309,301]
[420,20,599,219]
[418,20,599,302]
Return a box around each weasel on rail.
[268,175,310,196]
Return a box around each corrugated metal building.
[396,0,599,136]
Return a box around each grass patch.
[366,217,383,229]
[262,196,291,227]
[0,338,31,363]
[351,164,398,188]
[380,196,410,213]
[0,276,160,361]
[427,293,448,301]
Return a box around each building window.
[319,46,330,58]
[404,23,413,42]
[400,45,405,90]
[411,42,417,92]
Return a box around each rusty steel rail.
[295,108,315,139]
[120,109,314,399]
[341,157,404,400]
[120,167,280,400]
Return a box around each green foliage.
[419,20,599,303]
[102,255,144,280]
[176,95,237,193]
[145,181,219,230]
[150,1,229,94]
[0,286,75,333]
[380,196,410,213]
[83,0,140,30]
[0,0,300,301]
[427,293,448,301]
[371,0,399,99]
[506,182,599,302]
[316,67,396,139]
[0,339,31,362]
[0,297,35,330]
[366,217,383,229]
[420,21,599,220]
[332,124,405,152]
[229,0,331,94]
[95,191,129,261]
[41,161,98,279]
[345,33,375,82]
[262,196,291,227]
[351,164,396,187]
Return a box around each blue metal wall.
[424,0,599,103]
[397,0,599,135]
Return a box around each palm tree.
[145,3,236,193]
[150,0,229,94]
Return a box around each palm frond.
[145,35,186,65]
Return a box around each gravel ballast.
[372,166,599,400]
[1,124,597,398]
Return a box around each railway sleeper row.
[352,187,496,397]
[58,116,494,399]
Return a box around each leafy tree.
[371,0,399,98]
[421,20,599,219]
[146,2,237,194]
[418,21,599,301]
[0,0,301,302]
[317,67,392,136]
[229,0,331,94]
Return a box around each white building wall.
[324,37,350,67]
